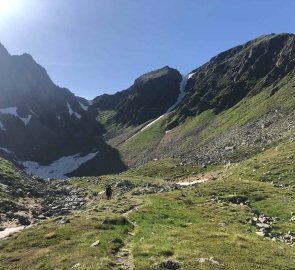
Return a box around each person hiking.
[106,185,112,200]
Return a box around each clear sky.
[0,0,295,99]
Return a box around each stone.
[256,223,272,230]
[72,262,80,268]
[256,231,266,237]
[209,257,220,265]
[196,258,206,264]
[18,215,31,226]
[90,240,100,247]
[56,217,70,224]
[160,259,182,269]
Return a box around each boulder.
[160,259,182,269]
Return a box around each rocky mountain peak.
[173,33,295,120]
[0,43,9,57]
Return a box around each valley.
[0,33,295,269]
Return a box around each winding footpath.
[112,205,141,270]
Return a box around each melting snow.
[177,178,208,186]
[22,151,98,179]
[67,103,82,119]
[79,101,89,111]
[0,147,13,154]
[140,115,165,132]
[19,115,32,125]
[0,120,6,131]
[165,73,190,113]
[0,107,33,126]
[0,107,18,116]
[137,72,195,134]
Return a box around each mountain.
[0,44,126,177]
[1,33,295,177]
[1,34,295,270]
[99,33,295,167]
[93,66,182,127]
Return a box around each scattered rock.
[17,215,31,226]
[160,259,182,269]
[56,217,70,224]
[90,240,100,247]
[72,262,80,268]
[196,257,220,265]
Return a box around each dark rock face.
[93,66,182,126]
[176,34,295,118]
[0,43,127,176]
[0,45,101,162]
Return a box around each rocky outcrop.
[94,66,182,126]
[175,33,295,119]
[181,110,295,165]
[0,43,126,176]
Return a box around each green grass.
[113,73,295,166]
[122,158,220,180]
[0,212,133,270]
[1,137,295,269]
[0,157,23,183]
[129,188,295,270]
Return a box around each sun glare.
[0,0,21,14]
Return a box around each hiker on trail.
[106,185,112,200]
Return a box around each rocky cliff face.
[169,34,295,126]
[93,66,182,126]
[0,44,126,177]
[1,33,295,176]
[103,33,295,167]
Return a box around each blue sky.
[0,0,295,99]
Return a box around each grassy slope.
[0,157,27,200]
[113,71,295,166]
[1,140,295,269]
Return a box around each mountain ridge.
[0,33,295,177]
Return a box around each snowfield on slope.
[21,151,98,179]
[0,147,13,154]
[67,102,82,119]
[137,72,195,134]
[0,107,33,125]
[79,101,89,111]
[0,120,6,131]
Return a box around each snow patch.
[19,115,32,125]
[0,107,18,116]
[0,120,6,131]
[165,73,190,113]
[135,72,195,134]
[187,72,195,80]
[21,151,98,179]
[67,103,82,119]
[79,101,89,111]
[0,107,33,125]
[177,178,208,186]
[140,115,165,132]
[0,147,13,154]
